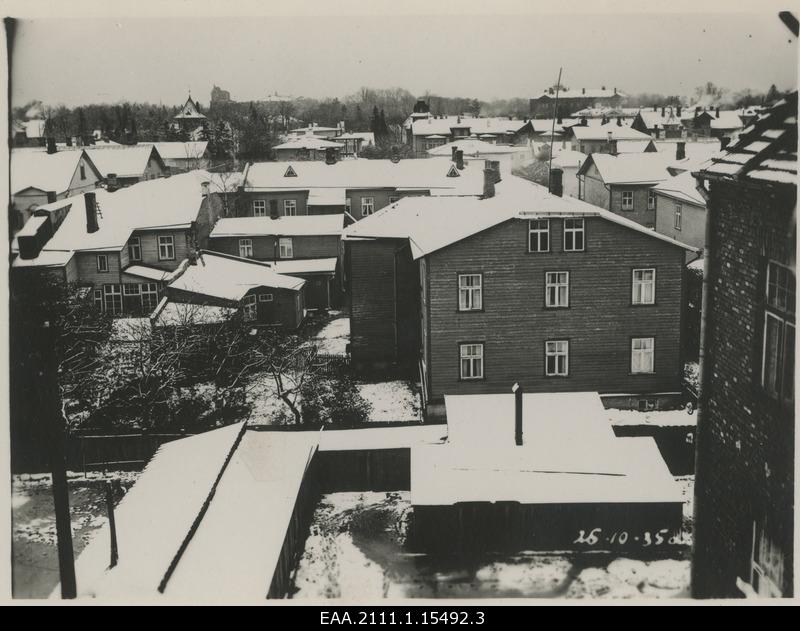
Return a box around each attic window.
[284,166,298,177]
[446,164,461,178]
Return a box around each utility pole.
[547,67,563,194]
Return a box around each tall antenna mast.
[547,67,563,194]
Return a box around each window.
[128,237,141,262]
[749,521,785,597]
[459,343,484,380]
[258,293,274,303]
[647,190,657,211]
[96,254,108,272]
[158,235,175,260]
[563,219,585,251]
[239,238,253,258]
[93,289,103,311]
[253,199,267,217]
[545,340,569,376]
[103,284,122,315]
[141,283,159,312]
[242,294,257,321]
[631,337,655,374]
[762,261,795,402]
[279,237,293,259]
[361,197,375,216]
[622,190,634,211]
[458,274,483,311]
[528,219,550,253]
[123,284,140,296]
[674,204,682,230]
[632,268,656,305]
[545,271,569,308]
[80,164,86,180]
[345,198,352,213]
[283,199,297,216]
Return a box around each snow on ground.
[246,372,301,425]
[110,317,152,342]
[607,408,696,427]
[676,475,695,539]
[311,317,350,356]
[356,381,421,423]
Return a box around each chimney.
[653,104,658,112]
[107,173,119,192]
[455,149,464,170]
[580,116,588,127]
[720,136,731,151]
[661,106,666,117]
[616,117,622,127]
[46,191,57,204]
[549,168,563,197]
[676,105,682,117]
[201,181,210,196]
[451,145,458,161]
[84,192,99,234]
[715,106,720,119]
[609,139,618,156]
[65,136,72,147]
[485,160,501,184]
[46,137,57,154]
[676,141,686,161]
[601,85,606,91]
[582,87,586,95]
[482,166,495,199]
[513,383,523,446]
[325,147,337,165]
[607,130,613,143]
[654,125,661,139]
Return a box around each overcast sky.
[8,9,798,108]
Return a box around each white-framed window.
[647,189,657,211]
[528,219,550,253]
[242,294,257,321]
[563,218,585,251]
[283,199,297,216]
[545,340,569,376]
[459,343,484,380]
[103,284,122,315]
[674,204,682,230]
[158,235,175,260]
[458,274,483,311]
[239,238,253,258]
[361,197,375,216]
[749,521,785,598]
[128,236,141,262]
[345,198,351,213]
[631,337,655,374]
[545,271,569,308]
[258,293,274,303]
[80,164,86,180]
[123,283,140,296]
[140,283,159,312]
[96,254,109,272]
[253,199,267,217]
[762,261,795,402]
[632,268,656,305]
[279,237,293,259]
[622,190,634,211]
[93,288,103,311]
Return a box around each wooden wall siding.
[608,184,657,227]
[144,155,167,180]
[194,194,223,249]
[349,239,403,362]
[209,234,340,261]
[239,191,310,217]
[75,250,122,286]
[68,155,103,194]
[425,217,686,400]
[580,164,611,209]
[64,255,79,284]
[130,229,191,271]
[395,243,421,363]
[655,194,706,252]
[347,189,398,220]
[165,286,235,308]
[246,286,303,329]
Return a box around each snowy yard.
[11,471,141,599]
[311,316,350,356]
[356,381,421,423]
[291,491,691,599]
[608,408,696,428]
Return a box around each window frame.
[458,342,485,381]
[528,219,550,253]
[279,237,294,259]
[647,189,657,211]
[103,284,122,315]
[283,199,297,216]
[96,254,109,272]
[563,218,585,252]
[545,271,570,308]
[128,236,142,262]
[252,199,267,217]
[674,204,682,230]
[545,339,569,377]
[258,293,274,303]
[457,273,483,312]
[239,238,253,259]
[632,268,656,305]
[621,190,634,211]
[361,196,375,216]
[631,336,655,374]
[761,261,796,404]
[140,283,159,312]
[157,235,175,261]
[242,294,257,321]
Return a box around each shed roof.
[652,171,706,206]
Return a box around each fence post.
[106,480,119,568]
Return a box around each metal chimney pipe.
[513,383,523,446]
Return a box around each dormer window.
[446,164,460,178]
[284,166,297,177]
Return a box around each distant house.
[85,145,168,188]
[11,171,225,315]
[164,250,306,329]
[12,119,47,147]
[238,157,485,220]
[682,107,744,138]
[652,171,707,254]
[692,92,796,599]
[171,95,207,136]
[631,106,687,139]
[287,123,340,139]
[208,214,344,309]
[9,146,103,236]
[343,171,696,417]
[530,86,625,119]
[144,141,210,173]
[273,135,345,162]
[427,138,534,173]
[565,122,652,155]
[410,116,534,157]
[335,132,375,157]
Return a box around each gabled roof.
[578,152,671,185]
[209,214,344,238]
[85,145,165,179]
[10,148,103,196]
[411,116,529,138]
[273,137,344,151]
[637,108,685,129]
[616,140,657,153]
[535,87,626,100]
[168,250,305,301]
[652,171,706,206]
[427,138,530,157]
[342,174,698,259]
[696,92,797,186]
[173,96,206,120]
[142,141,209,161]
[568,124,651,142]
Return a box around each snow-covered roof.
[411,116,529,138]
[536,87,626,100]
[550,149,588,169]
[168,251,305,301]
[697,92,797,186]
[319,425,445,452]
[616,140,656,153]
[10,148,101,195]
[652,171,706,207]
[607,407,696,428]
[273,137,344,151]
[579,152,671,185]
[122,264,173,282]
[289,124,339,134]
[637,108,685,129]
[209,214,344,238]
[569,124,651,142]
[152,300,237,327]
[654,140,721,172]
[24,119,46,138]
[343,174,698,258]
[427,138,528,157]
[411,391,681,506]
[709,111,745,130]
[335,132,375,145]
[307,187,346,206]
[85,145,163,179]
[243,157,485,196]
[142,141,208,161]
[173,96,206,120]
[11,170,211,268]
[268,257,338,275]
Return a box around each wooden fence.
[64,432,193,472]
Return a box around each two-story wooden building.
[207,214,344,309]
[565,122,652,155]
[691,92,796,599]
[530,87,626,119]
[343,171,697,418]
[85,145,168,188]
[410,116,535,157]
[631,106,687,139]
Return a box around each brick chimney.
[715,106,720,119]
[720,136,731,151]
[482,166,495,199]
[609,139,618,156]
[325,147,337,165]
[107,173,119,192]
[455,149,464,170]
[549,168,563,197]
[65,136,73,147]
[661,106,666,117]
[616,117,622,126]
[485,160,501,184]
[512,383,523,446]
[201,181,210,196]
[581,116,588,127]
[46,191,57,204]
[653,105,658,112]
[582,87,586,95]
[676,105,682,117]
[676,141,686,161]
[654,125,661,140]
[607,131,613,143]
[84,192,99,234]
[451,145,458,161]
[46,137,57,154]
